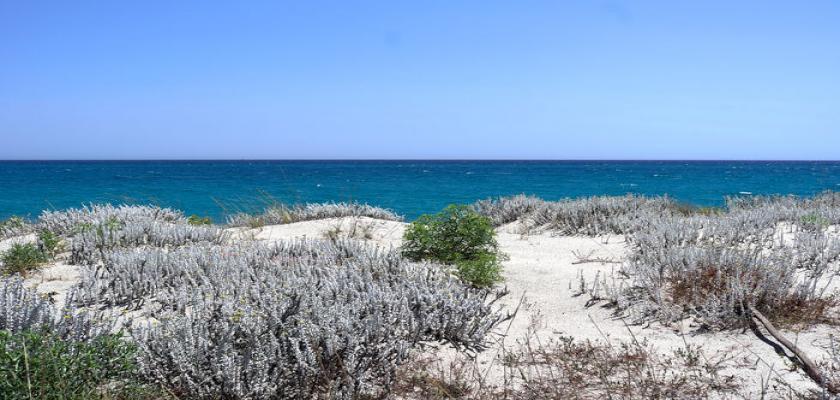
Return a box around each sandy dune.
[234,217,837,396]
[6,216,838,397]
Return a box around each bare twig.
[571,250,621,265]
[748,304,838,394]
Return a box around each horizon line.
[1,158,840,163]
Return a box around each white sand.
[8,216,838,397]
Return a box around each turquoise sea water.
[1,161,839,221]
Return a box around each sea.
[1,160,839,221]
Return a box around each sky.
[1,1,838,160]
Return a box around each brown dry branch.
[748,304,840,395]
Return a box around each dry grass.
[665,259,838,329]
[323,219,376,242]
[393,333,744,400]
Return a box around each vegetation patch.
[472,194,678,235]
[394,335,742,400]
[226,201,403,227]
[71,239,508,398]
[1,243,49,275]
[323,219,375,241]
[187,214,213,225]
[402,204,504,288]
[37,229,62,257]
[0,216,32,240]
[0,329,143,399]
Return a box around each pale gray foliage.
[38,203,186,235]
[226,202,403,227]
[726,191,840,229]
[1,277,112,342]
[69,220,224,265]
[793,230,840,274]
[597,195,840,329]
[0,216,34,240]
[622,244,822,328]
[35,204,221,265]
[475,192,840,238]
[0,277,52,332]
[541,195,676,235]
[472,194,677,235]
[72,238,507,398]
[76,240,361,308]
[471,194,549,226]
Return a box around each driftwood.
[748,304,838,394]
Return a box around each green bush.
[402,204,504,287]
[187,214,213,225]
[1,243,48,275]
[801,213,830,228]
[37,230,62,257]
[0,330,142,399]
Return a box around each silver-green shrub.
[471,194,549,226]
[38,204,186,236]
[1,277,113,343]
[622,243,825,328]
[793,230,840,274]
[595,196,840,329]
[726,191,840,229]
[72,239,507,398]
[1,277,53,333]
[69,220,224,265]
[472,194,677,235]
[0,216,33,240]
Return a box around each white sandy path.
[6,217,837,397]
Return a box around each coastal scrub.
[402,204,504,287]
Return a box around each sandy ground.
[5,216,838,397]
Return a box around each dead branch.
[571,250,621,265]
[748,304,838,394]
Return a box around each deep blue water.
[1,161,839,221]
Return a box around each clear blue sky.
[1,1,838,160]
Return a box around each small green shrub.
[37,230,62,257]
[104,216,124,231]
[187,214,213,225]
[402,205,504,287]
[1,243,48,275]
[801,213,830,228]
[70,222,95,235]
[246,216,266,229]
[669,202,724,217]
[0,330,142,399]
